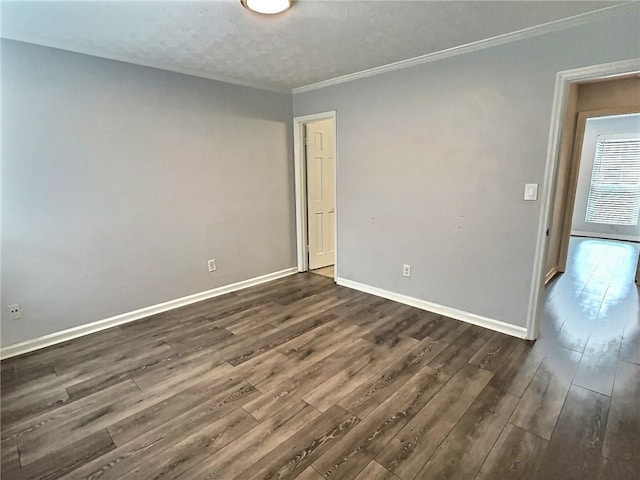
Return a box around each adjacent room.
[1,1,639,479]
[542,106,640,416]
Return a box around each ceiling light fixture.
[241,0,292,15]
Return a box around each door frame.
[293,110,337,279]
[526,58,640,340]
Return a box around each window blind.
[585,136,640,226]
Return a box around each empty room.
[1,1,639,479]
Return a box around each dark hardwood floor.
[1,236,638,480]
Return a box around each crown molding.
[0,35,290,95]
[1,3,634,96]
[292,3,634,95]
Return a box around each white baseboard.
[336,277,528,339]
[1,267,298,360]
[571,231,640,243]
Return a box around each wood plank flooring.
[1,237,638,479]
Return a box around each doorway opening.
[528,65,640,375]
[543,110,639,356]
[527,59,640,344]
[293,111,337,281]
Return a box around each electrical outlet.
[208,259,217,272]
[402,264,411,277]
[8,304,22,320]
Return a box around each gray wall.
[293,10,640,328]
[2,40,295,347]
[571,114,640,240]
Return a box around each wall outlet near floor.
[207,259,217,272]
[402,264,411,277]
[8,304,22,320]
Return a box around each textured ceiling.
[0,1,625,92]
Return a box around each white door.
[305,119,335,270]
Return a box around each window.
[585,135,640,226]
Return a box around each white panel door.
[306,119,335,270]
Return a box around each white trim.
[4,3,631,96]
[0,267,297,360]
[527,58,640,341]
[2,36,290,95]
[571,231,640,243]
[337,277,528,340]
[292,4,630,94]
[293,111,338,281]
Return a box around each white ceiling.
[0,1,625,92]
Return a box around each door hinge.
[304,136,308,146]
[306,245,310,253]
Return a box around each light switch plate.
[524,183,538,201]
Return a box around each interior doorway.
[533,70,640,400]
[527,59,640,340]
[545,76,640,283]
[544,110,640,349]
[293,111,337,281]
